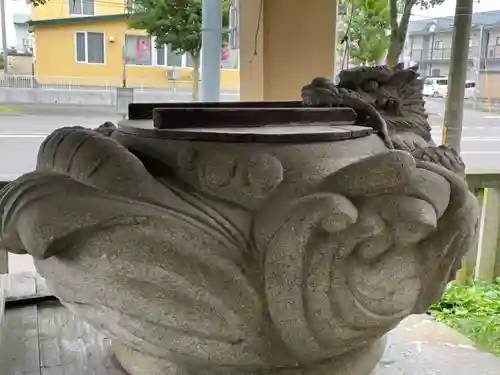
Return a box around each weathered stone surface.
[0,66,480,375]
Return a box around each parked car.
[422,76,449,98]
[421,76,476,99]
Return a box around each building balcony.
[487,45,500,60]
[411,47,479,62]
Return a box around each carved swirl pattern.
[177,147,284,208]
[257,150,479,364]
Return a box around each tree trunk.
[191,54,200,101]
[386,34,404,66]
[386,0,413,67]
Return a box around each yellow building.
[29,0,239,90]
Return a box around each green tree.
[129,0,229,100]
[343,0,390,65]
[387,0,447,66]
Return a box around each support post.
[475,26,484,99]
[429,32,435,76]
[0,251,7,274]
[475,188,500,282]
[495,215,500,279]
[456,188,484,282]
[239,0,338,101]
[201,0,222,102]
[122,44,127,88]
[442,0,473,152]
[0,0,8,74]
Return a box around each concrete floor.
[375,315,500,375]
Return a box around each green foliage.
[128,0,229,100]
[343,0,390,65]
[428,279,500,356]
[129,0,229,58]
[417,0,448,9]
[27,0,48,6]
[0,55,3,70]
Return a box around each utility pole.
[0,0,8,74]
[442,0,474,153]
[429,28,436,75]
[200,0,222,102]
[0,250,7,274]
[122,44,127,88]
[474,25,484,98]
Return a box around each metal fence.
[0,74,239,93]
[0,75,121,91]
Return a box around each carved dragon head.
[302,63,432,143]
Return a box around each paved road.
[0,114,122,180]
[425,97,500,173]
[0,99,499,181]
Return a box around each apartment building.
[403,10,500,97]
[13,13,33,54]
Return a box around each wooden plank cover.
[38,301,126,375]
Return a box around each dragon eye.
[386,99,399,109]
[376,97,387,107]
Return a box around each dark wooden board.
[151,106,358,128]
[118,119,373,143]
[128,101,356,120]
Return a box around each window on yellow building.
[124,35,184,67]
[186,54,195,68]
[167,45,183,66]
[69,0,95,16]
[125,35,153,65]
[75,31,105,64]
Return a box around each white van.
[422,76,476,99]
[422,77,449,97]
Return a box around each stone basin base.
[113,340,386,375]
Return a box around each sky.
[3,0,500,47]
[411,0,499,20]
[7,0,31,46]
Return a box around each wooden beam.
[0,306,41,375]
[38,301,126,375]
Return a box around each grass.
[428,278,500,356]
[0,105,22,113]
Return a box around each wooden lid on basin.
[118,102,374,143]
